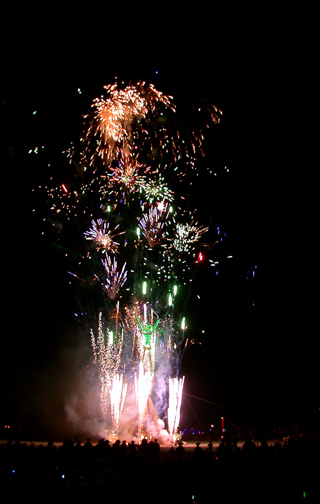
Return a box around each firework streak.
[168,377,185,442]
[90,314,123,431]
[101,255,128,300]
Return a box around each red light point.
[198,252,204,261]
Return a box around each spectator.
[0,431,319,503]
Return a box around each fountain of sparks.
[168,376,185,444]
[110,374,127,440]
[135,361,154,440]
[90,313,125,439]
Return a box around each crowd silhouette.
[0,431,319,503]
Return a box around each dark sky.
[1,19,318,440]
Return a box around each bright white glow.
[168,376,185,442]
[135,362,153,436]
[110,374,127,437]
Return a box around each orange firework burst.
[82,80,175,166]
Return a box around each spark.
[168,376,185,443]
[82,80,175,166]
[135,361,153,437]
[101,254,128,299]
[140,174,174,204]
[110,374,127,438]
[107,153,146,196]
[171,222,209,253]
[90,313,123,422]
[84,219,123,253]
[68,271,85,282]
[138,202,169,248]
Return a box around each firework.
[84,218,123,253]
[110,374,127,438]
[140,174,174,204]
[168,376,185,443]
[90,313,123,422]
[107,153,147,197]
[35,77,223,441]
[172,222,209,254]
[135,361,154,438]
[101,255,128,299]
[122,299,143,333]
[138,97,222,164]
[82,81,175,166]
[138,203,169,248]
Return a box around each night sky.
[1,18,318,441]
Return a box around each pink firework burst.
[138,202,169,248]
[84,219,124,253]
[101,255,128,299]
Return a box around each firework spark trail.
[107,153,147,197]
[168,376,185,442]
[44,172,106,220]
[110,374,127,438]
[172,222,209,253]
[101,255,128,299]
[40,81,221,226]
[90,313,123,422]
[82,81,176,166]
[135,361,153,438]
[138,98,222,165]
[140,174,174,204]
[84,218,124,253]
[138,202,169,248]
[173,100,222,161]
